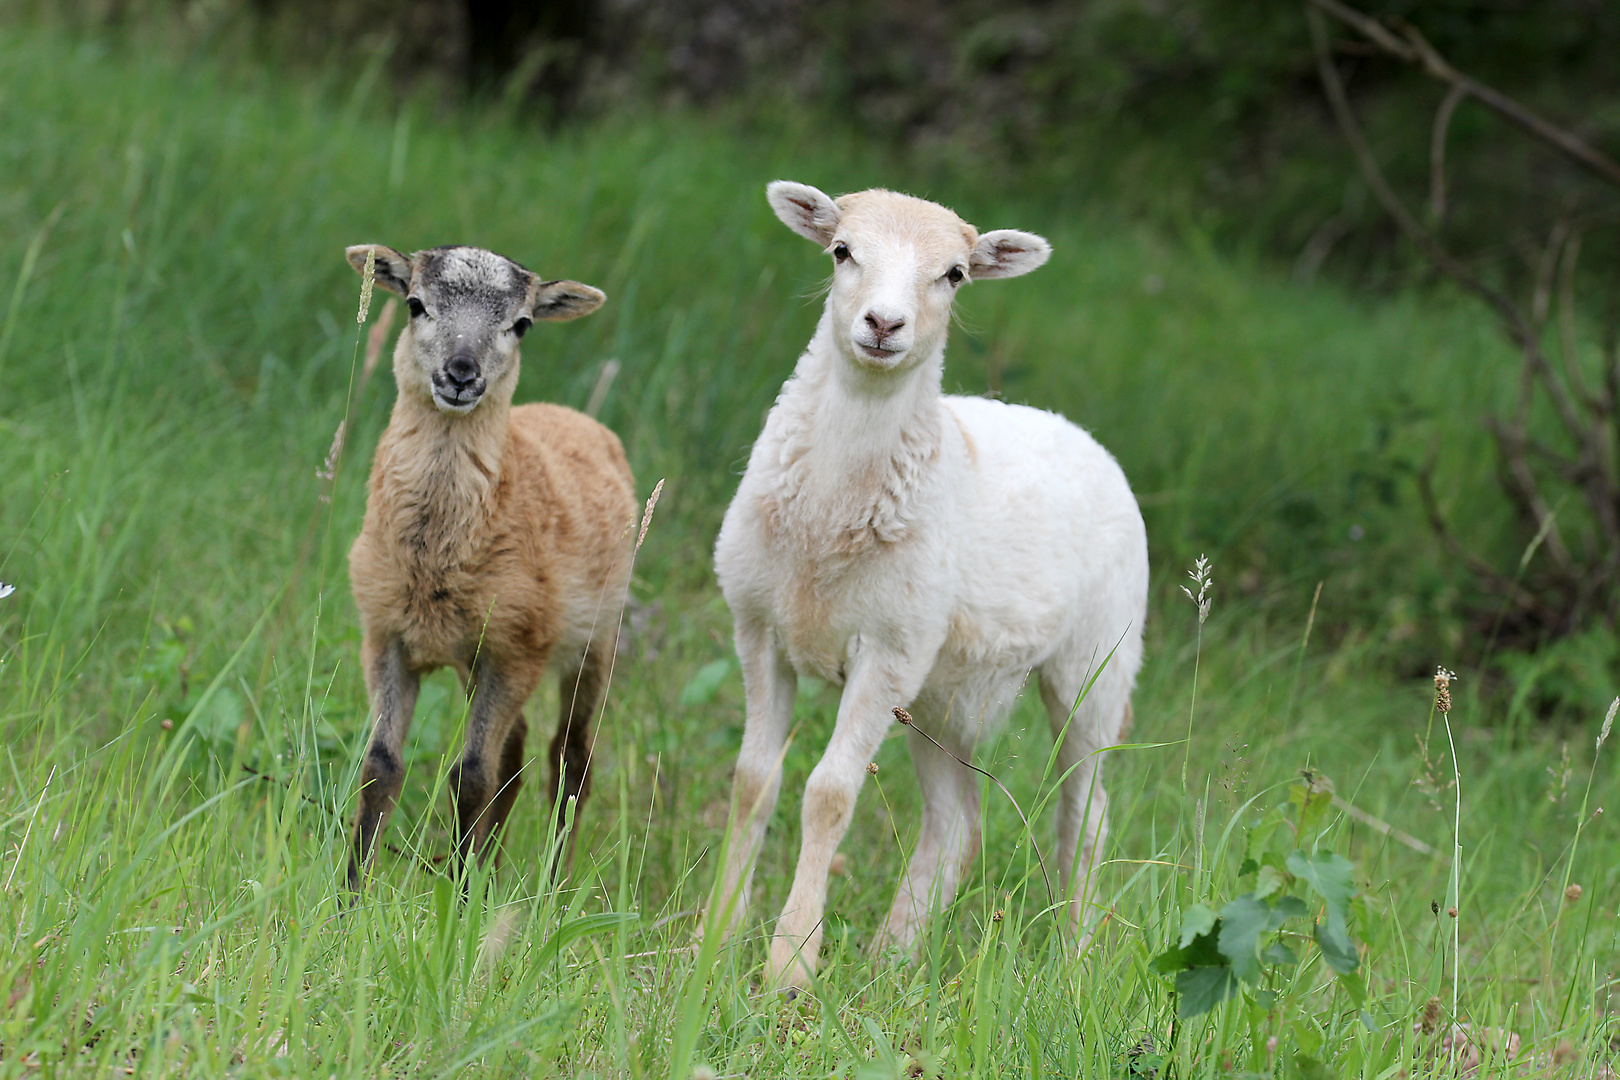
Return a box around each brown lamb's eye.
[833,243,851,263]
[407,297,427,318]
[947,266,964,285]
[511,317,532,339]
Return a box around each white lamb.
[712,182,1148,989]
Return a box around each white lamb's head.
[766,182,1051,371]
[345,244,605,415]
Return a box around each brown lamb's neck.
[379,389,514,563]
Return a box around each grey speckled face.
[407,247,535,414]
[344,241,606,413]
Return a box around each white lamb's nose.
[864,311,905,340]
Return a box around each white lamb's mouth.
[857,343,902,362]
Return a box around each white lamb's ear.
[766,181,842,246]
[345,244,413,296]
[969,230,1052,280]
[530,279,606,322]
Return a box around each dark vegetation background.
[8,0,1620,712]
[42,0,1620,282]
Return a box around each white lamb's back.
[941,394,1148,665]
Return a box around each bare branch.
[1415,459,1543,615]
[1308,0,1620,638]
[1428,83,1466,225]
[1530,219,1569,330]
[1308,0,1620,191]
[1485,417,1575,571]
[1307,6,1589,444]
[1556,230,1596,413]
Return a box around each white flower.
[0,582,15,599]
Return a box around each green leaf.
[1289,771,1336,842]
[1314,919,1359,974]
[678,658,734,706]
[1293,1054,1336,1080]
[1267,895,1310,929]
[1152,919,1225,975]
[1174,964,1240,1018]
[1245,806,1289,868]
[1287,851,1356,913]
[1337,971,1368,1007]
[1254,864,1288,899]
[1180,903,1217,948]
[1217,894,1270,983]
[1261,941,1298,967]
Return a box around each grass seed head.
[635,478,665,554]
[1181,554,1213,625]
[1564,883,1582,903]
[356,247,375,324]
[1600,697,1617,752]
[1434,666,1455,714]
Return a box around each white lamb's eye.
[946,266,964,285]
[833,243,851,263]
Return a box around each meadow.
[1,22,1617,1078]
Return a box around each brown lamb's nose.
[446,353,480,386]
[865,311,905,341]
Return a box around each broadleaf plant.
[1152,772,1366,1022]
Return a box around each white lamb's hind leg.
[767,656,912,991]
[875,720,980,957]
[1039,662,1124,946]
[711,620,796,942]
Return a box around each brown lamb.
[342,243,636,890]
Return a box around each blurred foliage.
[18,0,1620,285]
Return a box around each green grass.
[1,21,1617,1079]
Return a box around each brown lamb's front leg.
[349,636,421,891]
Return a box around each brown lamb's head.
[345,244,605,415]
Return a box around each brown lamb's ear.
[529,279,606,322]
[345,244,413,296]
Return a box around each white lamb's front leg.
[710,619,796,941]
[767,654,914,990]
[874,721,981,955]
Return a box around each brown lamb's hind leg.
[480,715,530,866]
[548,643,605,874]
[449,658,542,882]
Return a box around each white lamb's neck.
[790,314,945,473]
[769,313,947,547]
